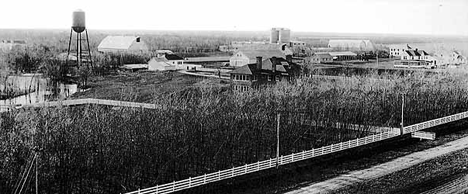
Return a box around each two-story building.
[229,56,300,91]
[230,49,288,67]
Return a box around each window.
[276,76,280,81]
[267,75,272,81]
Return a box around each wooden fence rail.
[125,109,468,194]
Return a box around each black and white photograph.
[1,0,468,193]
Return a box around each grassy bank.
[2,70,468,193]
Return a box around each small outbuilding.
[148,58,176,71]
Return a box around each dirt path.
[285,135,468,194]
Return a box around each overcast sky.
[1,0,467,36]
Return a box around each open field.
[70,71,230,102]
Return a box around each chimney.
[271,57,277,73]
[286,55,292,63]
[256,56,262,69]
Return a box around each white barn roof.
[328,39,375,51]
[98,36,149,53]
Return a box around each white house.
[449,51,467,65]
[310,52,333,63]
[98,36,149,53]
[230,49,287,67]
[148,58,176,71]
[401,49,429,61]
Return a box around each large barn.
[328,39,375,52]
[97,36,149,53]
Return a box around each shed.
[148,58,176,71]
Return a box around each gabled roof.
[149,58,175,67]
[235,50,286,61]
[405,50,421,57]
[328,39,375,51]
[98,36,142,50]
[313,52,333,57]
[230,57,300,76]
[230,64,254,75]
[164,54,184,60]
[329,51,357,57]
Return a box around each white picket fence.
[125,129,401,194]
[125,109,468,194]
[15,98,160,110]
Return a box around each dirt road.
[285,135,468,194]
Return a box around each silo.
[72,9,86,33]
[270,28,279,44]
[279,28,291,44]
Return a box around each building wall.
[148,60,176,71]
[310,55,333,63]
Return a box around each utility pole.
[400,93,405,135]
[276,112,281,168]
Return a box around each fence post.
[257,161,260,171]
[204,174,206,184]
[189,177,192,187]
[276,113,281,169]
[172,181,175,192]
[218,171,220,180]
[244,164,247,174]
[156,185,158,193]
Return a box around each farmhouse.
[401,49,429,60]
[230,49,288,67]
[389,44,412,58]
[449,51,467,65]
[97,36,149,53]
[310,52,333,63]
[229,56,300,91]
[328,40,375,52]
[148,58,176,71]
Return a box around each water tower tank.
[279,28,291,44]
[72,9,86,33]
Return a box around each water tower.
[66,9,92,73]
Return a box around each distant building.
[449,51,467,65]
[155,50,174,57]
[270,28,291,44]
[0,40,26,52]
[119,64,148,72]
[150,54,184,69]
[329,51,358,61]
[401,49,429,60]
[289,40,306,48]
[389,44,412,58]
[98,36,149,53]
[328,40,375,52]
[229,56,300,91]
[310,52,333,63]
[230,49,287,67]
[148,58,176,71]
